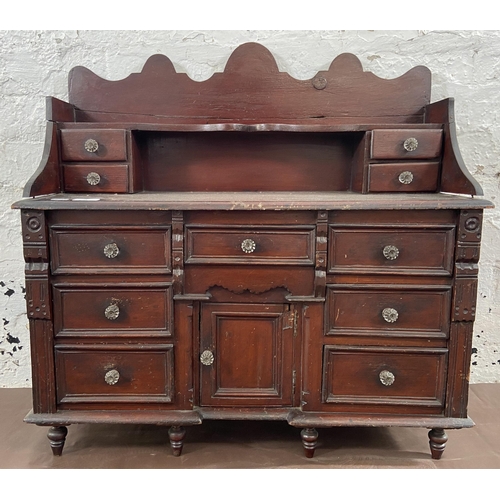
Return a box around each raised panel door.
[200,303,295,407]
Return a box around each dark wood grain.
[68,43,431,122]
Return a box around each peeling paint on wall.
[1,30,500,386]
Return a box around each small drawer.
[322,346,447,407]
[63,164,129,193]
[50,228,171,274]
[325,287,451,337]
[185,226,315,265]
[53,285,173,337]
[60,129,127,162]
[55,344,174,405]
[328,227,455,275]
[367,162,440,192]
[371,129,442,159]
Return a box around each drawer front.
[53,286,173,337]
[60,129,127,162]
[63,164,129,193]
[371,129,442,159]
[326,287,451,337]
[367,162,439,193]
[51,228,171,274]
[185,226,315,265]
[328,227,455,275]
[55,344,174,404]
[322,346,447,407]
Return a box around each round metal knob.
[398,171,414,185]
[103,243,120,259]
[403,137,418,152]
[104,369,120,385]
[241,238,256,254]
[382,307,399,323]
[104,303,120,321]
[86,172,101,186]
[84,138,99,153]
[200,350,214,366]
[379,370,395,386]
[382,245,399,261]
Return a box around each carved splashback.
[68,43,431,124]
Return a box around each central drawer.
[185,225,316,265]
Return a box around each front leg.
[47,426,68,456]
[168,425,186,456]
[428,428,448,459]
[301,427,318,458]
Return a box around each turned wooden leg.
[301,427,318,458]
[168,425,186,457]
[428,428,448,460]
[47,426,68,456]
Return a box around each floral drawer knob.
[84,138,99,153]
[382,307,399,323]
[104,369,120,385]
[379,370,395,386]
[403,137,418,152]
[241,238,256,254]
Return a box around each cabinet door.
[200,303,295,407]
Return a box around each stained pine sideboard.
[13,43,493,459]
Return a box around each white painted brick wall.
[1,30,499,387]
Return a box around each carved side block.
[26,278,51,320]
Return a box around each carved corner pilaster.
[446,209,483,417]
[21,210,56,413]
[452,210,483,322]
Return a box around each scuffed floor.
[1,384,499,469]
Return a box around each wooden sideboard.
[13,43,493,459]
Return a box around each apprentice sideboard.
[13,43,493,459]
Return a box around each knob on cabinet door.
[200,350,214,366]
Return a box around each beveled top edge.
[12,192,495,211]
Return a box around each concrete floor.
[1,384,499,469]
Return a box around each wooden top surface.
[12,192,494,211]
